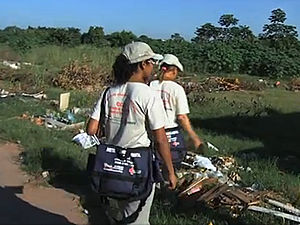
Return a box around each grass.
[0,45,119,92]
[21,45,119,70]
[1,87,299,225]
[1,44,300,224]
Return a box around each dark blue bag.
[87,87,158,203]
[89,144,154,201]
[157,127,187,167]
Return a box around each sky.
[1,0,299,40]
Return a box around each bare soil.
[0,142,88,225]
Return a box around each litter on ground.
[174,150,300,222]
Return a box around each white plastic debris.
[42,171,49,178]
[246,167,252,172]
[72,133,100,149]
[193,155,217,171]
[0,89,16,98]
[83,209,89,215]
[21,91,47,100]
[207,142,219,152]
[2,60,21,69]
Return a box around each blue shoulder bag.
[87,87,155,202]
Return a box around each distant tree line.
[0,8,299,77]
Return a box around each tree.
[105,30,137,47]
[171,33,185,42]
[192,23,221,42]
[218,14,239,27]
[47,28,81,47]
[260,8,298,47]
[229,25,255,41]
[269,8,286,24]
[192,15,244,43]
[137,35,153,43]
[81,26,109,46]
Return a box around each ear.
[172,68,178,76]
[140,61,147,70]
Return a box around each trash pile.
[52,60,111,91]
[20,110,85,131]
[175,151,300,223]
[2,60,21,70]
[0,89,47,100]
[1,60,32,70]
[1,89,16,98]
[178,76,265,94]
[2,90,87,131]
[202,77,242,92]
[288,78,300,92]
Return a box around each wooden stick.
[178,177,207,197]
[248,206,300,223]
[266,198,300,216]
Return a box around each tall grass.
[0,44,120,89]
[21,45,119,70]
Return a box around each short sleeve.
[146,94,166,130]
[90,90,105,121]
[176,86,190,115]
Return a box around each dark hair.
[159,63,178,82]
[112,54,139,85]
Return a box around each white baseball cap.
[160,54,184,72]
[122,42,163,64]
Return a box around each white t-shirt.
[90,82,166,148]
[150,80,189,129]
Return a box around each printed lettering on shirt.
[159,90,172,111]
[107,92,137,124]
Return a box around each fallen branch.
[248,206,300,223]
[266,198,300,216]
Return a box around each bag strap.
[96,87,110,138]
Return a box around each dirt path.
[0,142,88,225]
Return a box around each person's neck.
[162,72,176,81]
[128,73,146,83]
[163,77,174,81]
[163,75,175,81]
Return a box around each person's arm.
[177,114,202,149]
[152,127,177,190]
[86,118,99,136]
[87,89,106,136]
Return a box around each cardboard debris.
[59,92,70,111]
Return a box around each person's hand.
[192,136,202,150]
[168,173,177,190]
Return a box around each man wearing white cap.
[150,54,202,169]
